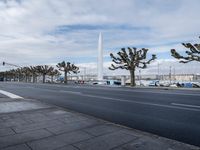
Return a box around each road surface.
[0,82,200,146]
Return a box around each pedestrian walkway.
[0,97,199,150]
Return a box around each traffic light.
[3,62,5,66]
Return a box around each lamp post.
[2,62,22,82]
[157,62,160,80]
[169,66,172,84]
[83,67,86,81]
[97,32,103,81]
[139,70,141,86]
[2,61,21,68]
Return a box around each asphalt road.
[0,82,200,146]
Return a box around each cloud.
[0,0,199,75]
[76,58,200,77]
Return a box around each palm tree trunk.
[35,76,37,83]
[43,74,45,83]
[32,75,35,83]
[51,75,53,83]
[130,69,136,87]
[18,74,20,82]
[33,74,37,83]
[25,75,28,82]
[64,72,68,84]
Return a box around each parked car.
[149,80,159,86]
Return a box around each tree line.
[1,37,199,86]
[109,36,200,86]
[0,61,79,84]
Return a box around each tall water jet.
[97,32,103,80]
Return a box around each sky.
[0,0,200,76]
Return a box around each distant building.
[160,74,196,82]
[68,73,200,84]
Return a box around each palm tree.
[9,69,16,81]
[21,67,31,82]
[0,72,5,81]
[15,68,23,82]
[48,69,60,83]
[171,36,200,63]
[35,65,54,83]
[4,71,8,81]
[28,66,39,83]
[109,47,156,86]
[57,61,79,84]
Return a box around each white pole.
[139,70,141,86]
[121,76,125,86]
[157,63,160,80]
[97,32,103,80]
[169,66,172,84]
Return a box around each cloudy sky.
[0,0,200,75]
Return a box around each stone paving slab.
[74,130,138,150]
[0,100,51,113]
[1,144,31,150]
[0,98,199,150]
[0,128,15,137]
[0,129,52,148]
[56,145,78,150]
[46,119,100,135]
[12,119,65,133]
[83,123,121,136]
[0,98,17,102]
[27,131,92,150]
[0,94,9,98]
[112,135,198,150]
[0,117,32,128]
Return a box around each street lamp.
[157,62,160,80]
[2,61,21,68]
[139,70,141,86]
[169,66,172,84]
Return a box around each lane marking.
[7,82,200,97]
[133,91,200,96]
[1,85,199,112]
[22,84,200,97]
[0,90,23,99]
[171,103,200,109]
[20,86,200,111]
[59,90,82,95]
[55,86,200,96]
[78,93,200,112]
[23,87,82,95]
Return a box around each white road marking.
[59,87,200,96]
[59,90,82,95]
[79,93,200,112]
[0,90,23,99]
[1,85,199,112]
[171,103,200,109]
[141,91,200,96]
[10,83,200,97]
[108,89,200,96]
[48,89,200,112]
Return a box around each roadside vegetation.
[0,65,61,83]
[171,36,200,63]
[0,61,80,84]
[109,47,156,86]
[0,36,199,86]
[57,61,79,84]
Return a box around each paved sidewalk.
[0,98,199,150]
